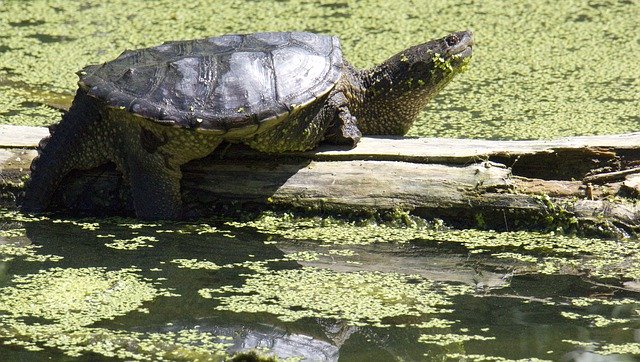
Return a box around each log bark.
[2,125,640,236]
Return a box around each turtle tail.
[21,88,110,214]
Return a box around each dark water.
[1,211,639,361]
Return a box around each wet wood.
[0,125,49,148]
[2,125,640,236]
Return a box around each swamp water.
[1,210,640,361]
[1,0,640,360]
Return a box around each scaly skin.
[22,89,112,215]
[22,89,224,219]
[22,31,473,220]
[22,87,328,219]
[350,31,474,135]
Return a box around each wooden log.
[0,125,49,148]
[1,125,640,236]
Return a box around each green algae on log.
[3,125,640,236]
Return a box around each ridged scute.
[79,32,343,132]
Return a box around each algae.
[202,266,469,327]
[0,266,233,360]
[0,0,638,140]
[229,211,640,281]
[1,208,640,360]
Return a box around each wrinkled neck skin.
[345,47,468,135]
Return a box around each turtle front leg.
[123,151,183,220]
[115,120,223,220]
[323,91,362,147]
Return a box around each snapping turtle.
[22,30,474,219]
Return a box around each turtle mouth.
[445,30,474,60]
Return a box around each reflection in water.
[0,210,637,360]
[177,323,342,361]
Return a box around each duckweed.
[156,223,220,235]
[569,297,639,307]
[0,320,232,360]
[418,333,495,346]
[0,209,49,223]
[104,235,158,250]
[1,1,638,140]
[227,213,429,245]
[0,228,25,238]
[0,267,161,326]
[560,311,630,328]
[0,266,235,360]
[1,207,639,359]
[171,258,222,270]
[562,340,640,357]
[599,343,640,355]
[0,242,63,263]
[203,266,470,328]
[51,218,100,230]
[444,354,551,362]
[236,212,640,280]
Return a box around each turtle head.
[355,30,474,135]
[409,30,475,75]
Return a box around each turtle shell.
[78,32,343,134]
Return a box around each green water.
[0,0,639,139]
[1,210,640,361]
[1,0,640,360]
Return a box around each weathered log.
[2,125,640,236]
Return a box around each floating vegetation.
[203,266,472,328]
[0,228,25,238]
[171,258,221,271]
[0,267,164,326]
[0,267,235,360]
[444,354,552,362]
[0,320,232,360]
[235,212,640,281]
[156,223,221,235]
[0,206,639,359]
[418,332,495,346]
[227,213,430,246]
[0,242,63,263]
[569,297,639,307]
[563,340,640,357]
[104,235,159,250]
[51,218,100,230]
[598,343,640,356]
[560,311,630,328]
[0,209,49,223]
[1,1,639,140]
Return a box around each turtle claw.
[324,111,361,148]
[336,117,362,147]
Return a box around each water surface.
[1,1,640,360]
[0,0,638,139]
[1,210,640,360]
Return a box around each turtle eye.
[445,34,459,47]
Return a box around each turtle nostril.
[445,34,459,47]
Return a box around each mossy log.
[2,125,640,236]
